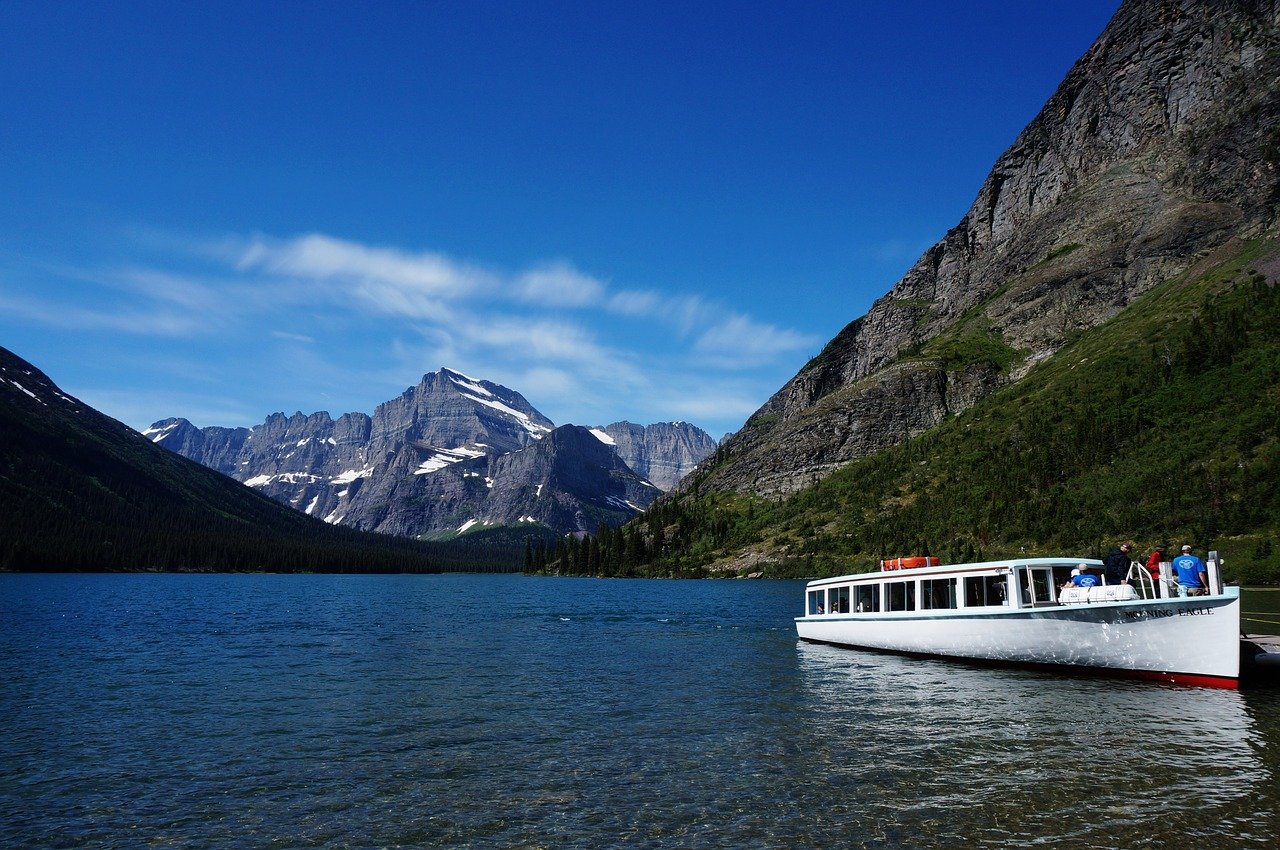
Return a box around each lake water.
[3,574,1279,849]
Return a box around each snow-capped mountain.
[146,368,713,537]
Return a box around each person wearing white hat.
[1171,544,1208,596]
[1069,565,1100,588]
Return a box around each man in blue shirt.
[1071,566,1100,588]
[1171,545,1209,596]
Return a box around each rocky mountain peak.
[146,368,709,536]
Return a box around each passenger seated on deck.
[1062,566,1099,590]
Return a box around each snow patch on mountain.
[245,472,321,488]
[413,446,487,475]
[331,466,375,485]
[459,392,553,437]
[143,422,180,442]
[444,370,493,398]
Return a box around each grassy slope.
[639,238,1280,583]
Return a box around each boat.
[795,554,1279,689]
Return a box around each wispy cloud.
[513,262,606,307]
[237,233,494,298]
[0,292,208,337]
[271,330,315,343]
[695,313,818,367]
[2,228,821,434]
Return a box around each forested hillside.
[558,240,1280,583]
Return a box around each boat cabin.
[805,557,1107,616]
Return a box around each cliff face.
[147,369,712,537]
[698,0,1280,496]
[593,421,719,491]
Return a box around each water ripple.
[2,574,1279,848]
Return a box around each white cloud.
[0,293,208,337]
[606,289,710,335]
[510,366,580,400]
[271,330,315,343]
[514,262,606,307]
[606,289,660,316]
[458,316,642,382]
[2,227,823,436]
[237,233,495,306]
[663,388,765,421]
[695,313,817,367]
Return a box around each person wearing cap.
[1171,545,1209,596]
[1103,542,1134,585]
[1066,565,1099,588]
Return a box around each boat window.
[1024,569,1055,604]
[828,586,850,614]
[1053,566,1077,589]
[921,577,957,610]
[855,584,880,613]
[964,574,1009,607]
[887,580,916,612]
[808,590,823,615]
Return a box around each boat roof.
[805,557,1105,588]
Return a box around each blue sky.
[0,0,1120,439]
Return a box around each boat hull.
[796,587,1242,688]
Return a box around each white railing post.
[1207,550,1222,595]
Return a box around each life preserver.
[881,556,941,571]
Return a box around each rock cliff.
[696,0,1280,497]
[590,421,718,491]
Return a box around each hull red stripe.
[800,639,1240,689]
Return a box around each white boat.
[795,556,1255,689]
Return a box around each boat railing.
[1125,561,1160,599]
[1125,552,1225,598]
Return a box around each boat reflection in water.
[795,642,1280,847]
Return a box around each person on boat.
[1145,546,1165,581]
[1171,544,1209,597]
[1066,566,1099,589]
[1103,542,1134,585]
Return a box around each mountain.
[693,0,1280,498]
[586,0,1280,581]
[588,421,718,491]
[146,368,554,529]
[147,369,710,537]
[0,346,506,572]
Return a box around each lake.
[3,574,1279,848]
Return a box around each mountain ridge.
[148,368,715,537]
